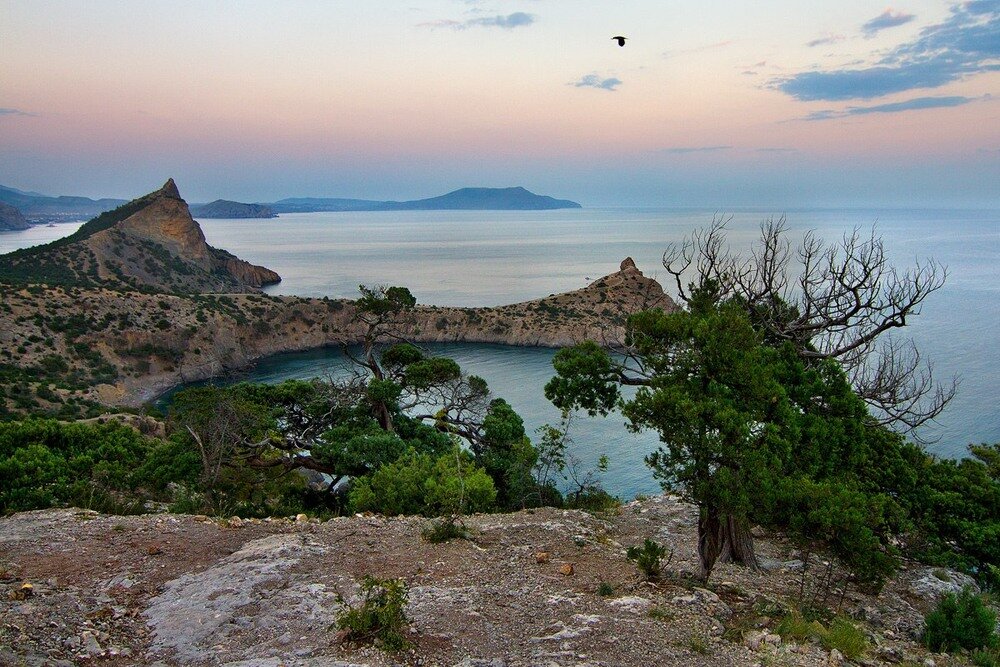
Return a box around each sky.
[1,0,998,207]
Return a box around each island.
[189,200,277,219]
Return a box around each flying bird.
[612,35,627,47]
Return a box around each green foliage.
[597,582,615,597]
[923,588,998,653]
[545,340,619,416]
[775,612,869,660]
[903,443,1000,591]
[0,419,161,514]
[823,617,869,661]
[626,538,671,581]
[335,576,410,651]
[973,648,1000,667]
[348,448,496,517]
[421,515,472,543]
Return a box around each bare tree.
[660,216,956,435]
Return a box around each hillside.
[0,201,30,231]
[0,258,672,415]
[0,183,126,222]
[0,179,280,293]
[0,498,967,666]
[270,187,581,212]
[190,199,276,219]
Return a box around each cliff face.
[0,179,280,293]
[0,201,30,230]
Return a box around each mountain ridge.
[270,186,581,213]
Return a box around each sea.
[2,207,997,500]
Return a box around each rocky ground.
[0,496,980,667]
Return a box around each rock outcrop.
[0,201,30,230]
[0,498,960,666]
[0,179,280,293]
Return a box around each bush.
[923,588,998,653]
[0,419,157,514]
[823,617,869,661]
[776,612,868,660]
[335,577,409,651]
[348,448,496,517]
[421,515,471,543]
[626,538,671,581]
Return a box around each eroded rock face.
[0,178,280,293]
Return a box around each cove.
[158,342,665,501]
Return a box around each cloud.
[663,40,734,59]
[802,95,979,120]
[661,145,732,154]
[418,12,535,30]
[806,34,846,47]
[754,147,799,153]
[0,107,35,117]
[774,1,999,101]
[571,74,622,91]
[862,9,916,36]
[468,12,535,29]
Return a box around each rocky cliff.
[0,180,279,293]
[0,201,30,230]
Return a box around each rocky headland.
[0,201,31,231]
[0,179,279,293]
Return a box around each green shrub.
[823,617,869,661]
[421,515,471,543]
[597,582,615,597]
[348,448,496,517]
[626,538,671,581]
[923,588,998,653]
[0,419,155,514]
[335,576,409,651]
[775,611,826,642]
[973,649,1000,667]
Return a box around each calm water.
[3,208,998,498]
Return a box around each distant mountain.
[0,202,30,231]
[0,184,126,221]
[270,186,581,213]
[0,179,280,293]
[190,200,276,219]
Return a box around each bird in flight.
[612,35,627,47]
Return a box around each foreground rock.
[0,497,955,666]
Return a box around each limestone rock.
[906,566,979,603]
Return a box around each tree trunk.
[718,513,760,570]
[697,508,723,582]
